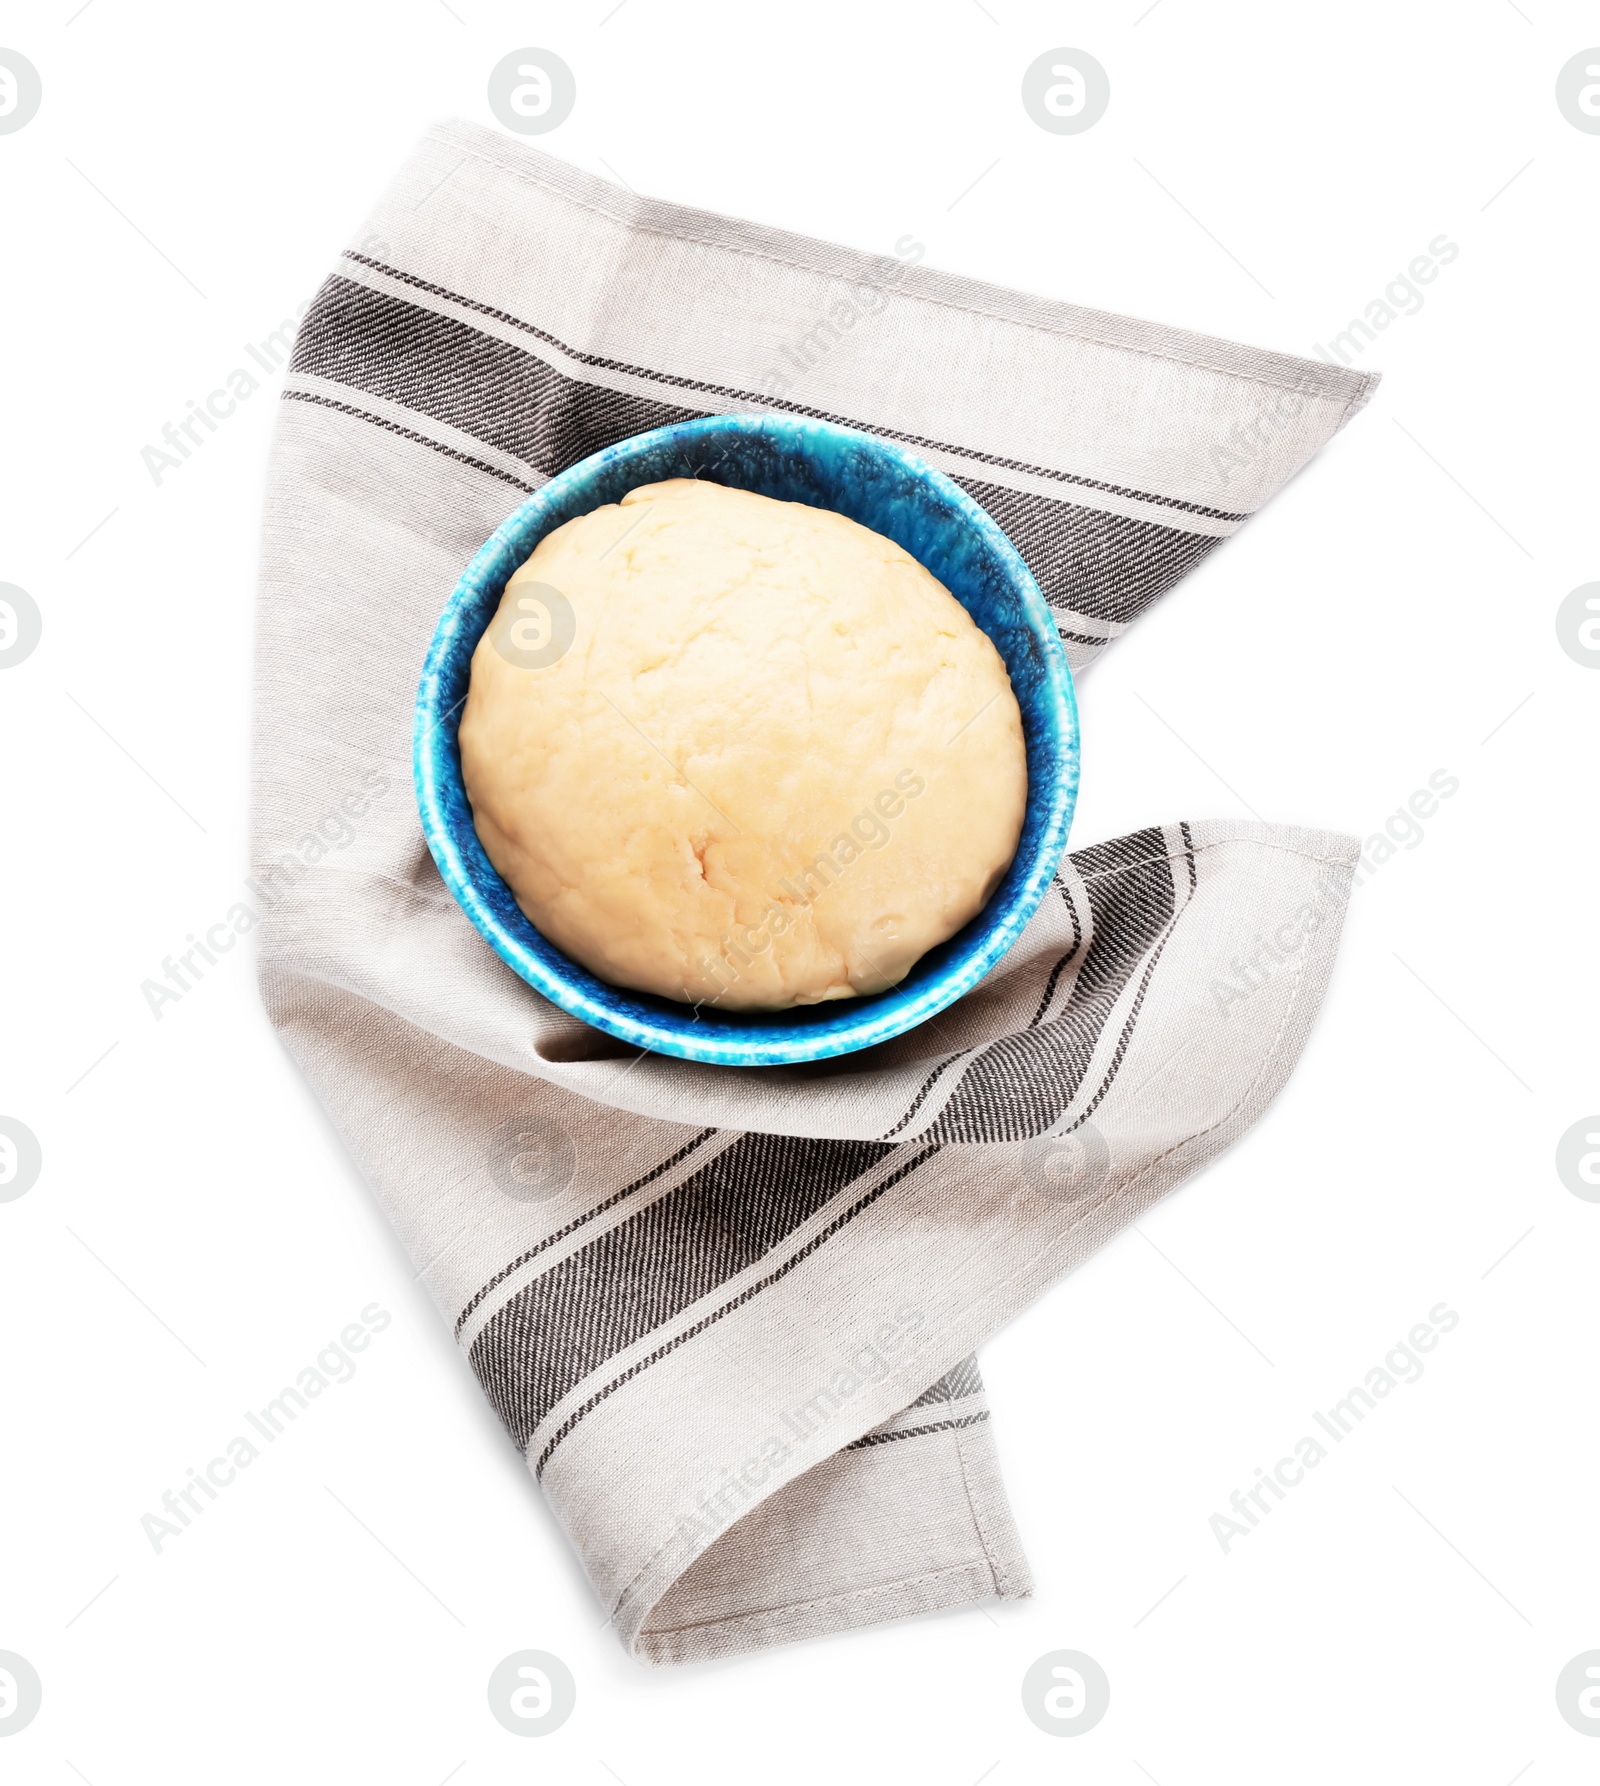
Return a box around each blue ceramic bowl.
[415,414,1078,1067]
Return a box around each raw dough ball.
[459,478,1027,1012]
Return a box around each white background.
[2,2,1596,1780]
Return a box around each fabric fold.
[254,121,1372,1662]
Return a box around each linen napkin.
[254,120,1375,1663]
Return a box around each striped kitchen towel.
[253,120,1375,1663]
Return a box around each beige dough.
[458,478,1027,1012]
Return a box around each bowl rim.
[414,412,1079,1067]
